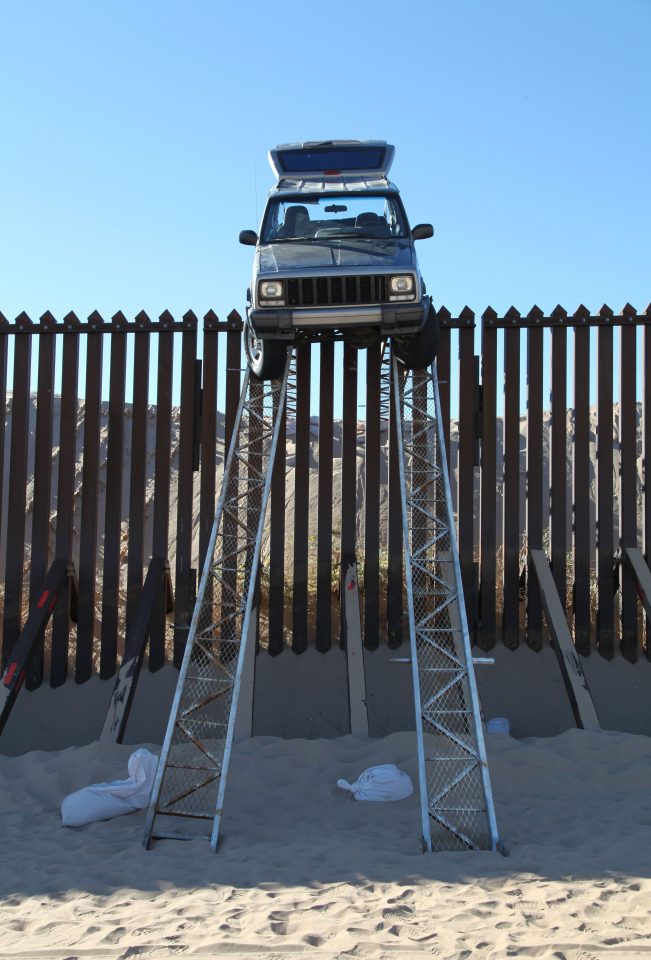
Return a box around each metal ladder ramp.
[391,351,500,852]
[143,350,293,849]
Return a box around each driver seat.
[355,212,389,237]
[280,205,310,237]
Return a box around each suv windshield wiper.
[266,236,318,243]
[330,233,401,241]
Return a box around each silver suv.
[239,140,436,379]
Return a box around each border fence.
[0,303,649,697]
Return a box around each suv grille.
[287,275,389,308]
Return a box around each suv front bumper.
[249,300,428,339]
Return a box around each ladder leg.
[391,352,500,852]
[143,351,293,849]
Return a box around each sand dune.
[1,728,651,959]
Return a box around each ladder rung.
[418,668,467,673]
[426,756,479,762]
[422,709,472,715]
[152,830,210,841]
[155,808,214,820]
[166,763,219,772]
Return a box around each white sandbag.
[486,716,510,735]
[337,763,413,802]
[61,748,158,827]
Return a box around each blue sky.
[1,0,649,408]
[2,0,650,320]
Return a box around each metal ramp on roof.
[142,345,499,853]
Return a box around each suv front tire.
[244,321,288,381]
[392,303,439,370]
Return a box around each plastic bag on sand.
[337,764,413,802]
[61,748,158,827]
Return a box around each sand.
[2,726,651,960]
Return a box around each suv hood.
[258,239,415,274]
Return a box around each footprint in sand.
[383,907,415,924]
[407,925,439,943]
[381,908,438,943]
[102,926,126,944]
[302,934,325,947]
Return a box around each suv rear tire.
[392,304,439,370]
[244,322,287,380]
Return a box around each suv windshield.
[261,194,409,243]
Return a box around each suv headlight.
[258,280,285,304]
[389,275,416,301]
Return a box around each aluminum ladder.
[390,349,500,852]
[143,349,293,849]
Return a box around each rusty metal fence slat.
[525,320,544,651]
[2,316,32,668]
[99,316,126,680]
[550,318,568,605]
[27,315,56,688]
[363,341,381,649]
[173,317,198,667]
[479,314,497,651]
[125,319,151,638]
[75,315,104,682]
[50,316,80,687]
[292,343,311,653]
[315,340,334,653]
[619,311,638,661]
[149,318,174,671]
[596,316,615,658]
[340,344,358,649]
[458,320,477,639]
[387,351,403,649]
[502,319,521,649]
[572,314,591,656]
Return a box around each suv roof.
[269,140,395,180]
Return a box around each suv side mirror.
[239,230,258,246]
[412,223,434,240]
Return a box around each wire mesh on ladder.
[391,351,500,852]
[143,350,293,850]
